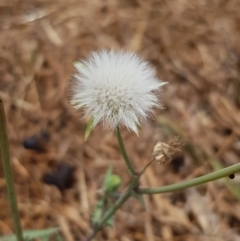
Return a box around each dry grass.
[1,0,240,240]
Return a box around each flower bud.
[104,174,122,193]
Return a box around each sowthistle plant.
[1,49,240,241]
[70,50,240,240]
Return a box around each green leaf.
[92,199,114,227]
[104,196,116,227]
[92,199,104,226]
[105,210,114,227]
[91,166,112,226]
[0,228,60,241]
[131,191,146,211]
[84,116,94,141]
[91,166,122,227]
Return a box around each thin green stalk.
[86,126,139,240]
[86,190,131,241]
[139,163,240,195]
[210,158,240,201]
[86,177,139,241]
[0,98,24,241]
[99,177,139,225]
[99,188,132,225]
[116,126,137,175]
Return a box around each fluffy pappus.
[70,50,167,134]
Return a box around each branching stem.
[86,126,240,241]
[86,177,139,241]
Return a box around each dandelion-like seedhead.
[70,50,167,134]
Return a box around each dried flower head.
[153,137,182,164]
[70,50,167,134]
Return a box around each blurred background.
[1,0,240,240]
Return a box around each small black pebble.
[229,174,235,179]
[42,163,75,191]
[23,131,50,152]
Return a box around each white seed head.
[70,49,167,134]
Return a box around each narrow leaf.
[84,116,94,141]
[92,199,104,226]
[73,61,85,70]
[0,228,60,241]
[105,211,114,227]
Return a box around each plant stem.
[0,98,24,241]
[210,158,240,201]
[99,188,132,225]
[86,190,131,241]
[139,158,154,176]
[116,126,137,175]
[99,177,139,226]
[86,178,138,241]
[139,162,240,195]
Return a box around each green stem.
[139,163,240,194]
[87,191,131,241]
[0,98,24,241]
[116,126,137,175]
[99,188,132,225]
[86,127,138,240]
[86,177,139,241]
[99,177,139,225]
